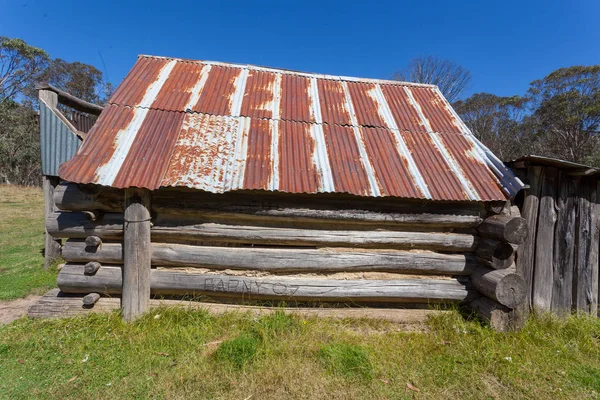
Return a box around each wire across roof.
[58,55,523,201]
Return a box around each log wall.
[516,165,600,317]
[44,182,528,328]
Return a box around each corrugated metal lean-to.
[59,55,523,201]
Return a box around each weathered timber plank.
[472,267,526,309]
[61,240,477,275]
[48,212,478,251]
[516,166,543,316]
[532,167,558,313]
[551,172,577,315]
[57,265,474,303]
[477,214,529,244]
[574,178,599,314]
[29,289,449,323]
[122,188,151,322]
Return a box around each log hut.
[32,55,528,330]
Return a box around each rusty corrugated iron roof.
[58,55,523,201]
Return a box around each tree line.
[396,56,600,165]
[0,37,112,185]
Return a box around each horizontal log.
[82,293,101,306]
[53,183,484,228]
[47,212,478,251]
[471,267,526,309]
[477,215,529,245]
[57,265,474,303]
[54,183,123,213]
[30,289,449,323]
[47,212,123,239]
[475,239,515,270]
[61,240,477,275]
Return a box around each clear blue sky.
[1,0,599,99]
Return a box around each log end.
[83,293,101,307]
[469,297,524,332]
[84,261,101,275]
[505,217,529,244]
[85,235,102,247]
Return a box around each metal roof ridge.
[135,54,438,89]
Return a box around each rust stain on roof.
[57,55,523,201]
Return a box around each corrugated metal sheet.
[39,101,81,176]
[58,54,524,201]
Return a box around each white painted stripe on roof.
[308,77,334,192]
[404,86,480,201]
[228,116,251,190]
[310,125,335,192]
[269,119,280,191]
[184,64,212,111]
[371,84,431,199]
[341,81,380,197]
[272,73,282,120]
[308,77,323,124]
[96,60,177,186]
[229,68,249,117]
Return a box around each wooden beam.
[48,212,478,252]
[57,265,475,303]
[61,240,477,276]
[122,188,151,322]
[36,83,103,115]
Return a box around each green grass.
[0,185,599,399]
[0,185,58,300]
[318,342,374,381]
[0,308,599,399]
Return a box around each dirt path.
[0,295,41,325]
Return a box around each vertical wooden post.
[122,188,151,321]
[574,178,599,314]
[532,167,558,313]
[43,175,62,269]
[551,172,577,315]
[516,166,543,319]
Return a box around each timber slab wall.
[511,158,600,318]
[35,182,529,331]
